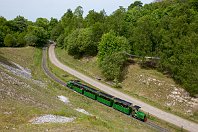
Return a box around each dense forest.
[0,0,197,96]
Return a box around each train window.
[99,95,111,101]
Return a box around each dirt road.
[49,44,198,132]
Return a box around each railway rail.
[42,46,169,132]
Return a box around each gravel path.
[49,44,198,132]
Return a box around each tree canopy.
[1,0,198,96]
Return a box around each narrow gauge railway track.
[42,47,66,86]
[42,46,169,132]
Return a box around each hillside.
[55,47,198,123]
[0,47,156,131]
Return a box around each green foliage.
[98,31,130,80]
[105,7,127,36]
[128,1,143,10]
[16,32,27,47]
[1,0,197,96]
[5,16,27,33]
[60,7,84,38]
[74,6,83,18]
[100,52,127,80]
[48,17,58,31]
[91,22,105,43]
[4,34,16,47]
[85,10,106,27]
[98,31,130,62]
[26,25,48,47]
[66,28,97,58]
[0,30,5,47]
[35,18,49,30]
[56,34,65,47]
[50,23,63,41]
[12,16,28,32]
[24,33,38,46]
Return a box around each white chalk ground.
[31,115,75,124]
[75,108,92,116]
[58,95,70,104]
[0,62,46,87]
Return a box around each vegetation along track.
[42,46,169,131]
[48,43,198,132]
[42,47,66,86]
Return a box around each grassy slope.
[55,48,198,124]
[0,47,155,132]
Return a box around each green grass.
[0,47,156,132]
[49,48,183,132]
[55,47,198,124]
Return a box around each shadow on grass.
[0,50,18,68]
[120,58,136,82]
[140,61,158,69]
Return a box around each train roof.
[98,91,114,99]
[72,81,98,93]
[83,85,98,93]
[114,98,132,106]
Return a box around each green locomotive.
[66,80,147,122]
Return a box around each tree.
[0,29,5,47]
[73,6,84,29]
[85,10,105,27]
[61,9,73,28]
[66,28,96,58]
[100,52,127,80]
[16,32,26,47]
[13,16,28,32]
[128,1,143,10]
[91,22,105,43]
[48,17,58,30]
[35,18,49,30]
[98,31,130,62]
[4,34,16,47]
[56,34,65,47]
[98,31,130,80]
[74,6,83,18]
[26,25,48,46]
[105,7,127,36]
[132,15,157,57]
[50,23,63,41]
[0,16,7,26]
[24,33,38,46]
[61,9,74,36]
[48,17,58,37]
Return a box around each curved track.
[42,46,169,131]
[48,44,198,132]
[42,47,66,86]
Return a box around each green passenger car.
[113,98,132,115]
[97,92,114,107]
[83,86,98,100]
[66,81,84,94]
[72,85,84,94]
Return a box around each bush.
[98,31,130,80]
[4,34,16,47]
[100,52,127,80]
[66,28,97,57]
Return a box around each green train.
[66,80,147,122]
